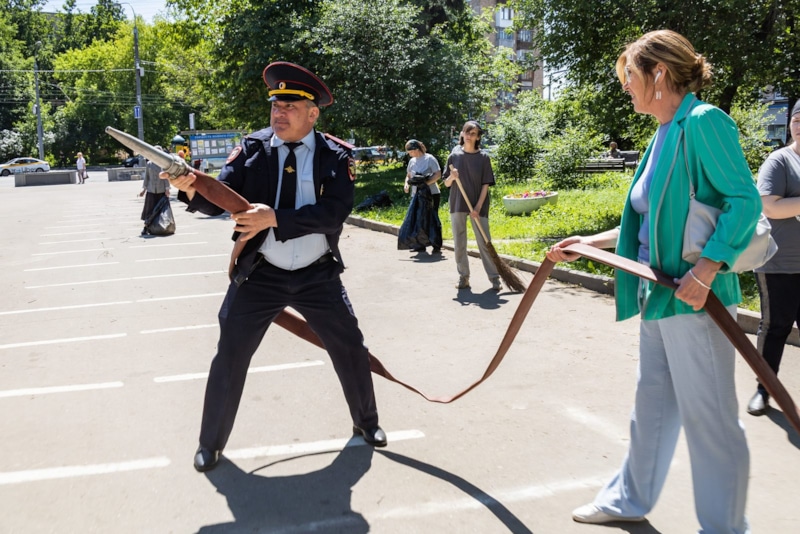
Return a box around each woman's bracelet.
[688,269,712,290]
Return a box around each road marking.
[153,360,325,383]
[141,324,217,334]
[562,406,627,443]
[226,430,425,460]
[0,457,171,486]
[0,301,132,316]
[39,238,113,245]
[129,242,208,249]
[25,262,120,272]
[0,381,124,398]
[26,271,225,289]
[32,248,114,256]
[0,333,126,350]
[40,231,106,237]
[373,473,612,520]
[45,223,104,229]
[137,292,225,303]
[136,254,227,262]
[0,294,223,316]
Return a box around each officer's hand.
[232,203,275,241]
[162,171,195,191]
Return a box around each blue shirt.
[259,130,330,269]
[630,121,671,263]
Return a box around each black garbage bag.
[354,190,393,212]
[397,186,442,250]
[145,196,176,236]
[407,172,430,186]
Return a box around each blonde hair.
[615,30,712,96]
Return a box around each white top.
[258,130,330,270]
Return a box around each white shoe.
[571,503,644,524]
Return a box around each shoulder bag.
[680,127,777,273]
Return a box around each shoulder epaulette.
[323,132,354,151]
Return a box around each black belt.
[256,252,334,271]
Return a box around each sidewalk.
[347,214,800,347]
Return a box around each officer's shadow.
[453,288,509,310]
[197,438,372,533]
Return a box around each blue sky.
[40,0,168,23]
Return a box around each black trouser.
[199,256,379,451]
[755,272,800,395]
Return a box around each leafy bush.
[729,100,772,174]
[491,90,605,189]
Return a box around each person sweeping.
[442,120,524,292]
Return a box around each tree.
[510,0,800,149]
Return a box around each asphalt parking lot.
[1,173,798,533]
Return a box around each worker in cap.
[166,62,386,472]
[745,97,800,417]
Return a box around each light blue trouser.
[450,211,499,281]
[594,305,750,534]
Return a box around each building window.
[518,30,532,42]
[500,7,514,20]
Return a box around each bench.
[15,171,77,186]
[579,158,625,173]
[619,150,640,170]
[107,167,145,181]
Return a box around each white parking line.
[141,324,217,334]
[0,333,126,350]
[129,242,208,249]
[39,238,113,245]
[373,473,612,521]
[26,271,226,289]
[137,292,226,303]
[32,248,114,256]
[562,406,627,443]
[226,429,426,460]
[0,301,132,316]
[0,381,124,398]
[153,361,325,383]
[40,231,106,237]
[45,223,104,229]
[136,254,227,262]
[0,457,171,486]
[25,262,120,272]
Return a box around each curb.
[346,214,800,347]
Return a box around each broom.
[452,172,526,292]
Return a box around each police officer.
[167,62,386,472]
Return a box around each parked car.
[122,155,140,167]
[0,157,50,176]
[351,147,385,164]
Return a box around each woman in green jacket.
[547,30,760,533]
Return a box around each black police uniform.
[179,126,380,456]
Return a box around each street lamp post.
[33,41,44,160]
[115,2,144,141]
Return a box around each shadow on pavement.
[197,441,372,533]
[765,410,800,450]
[453,288,509,310]
[378,449,534,533]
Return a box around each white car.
[0,157,51,176]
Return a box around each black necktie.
[279,142,302,209]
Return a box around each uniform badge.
[348,157,356,181]
[226,146,243,164]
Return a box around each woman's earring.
[656,90,662,100]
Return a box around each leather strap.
[183,169,800,435]
[562,243,800,437]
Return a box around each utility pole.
[33,41,44,160]
[132,9,144,141]
[116,2,144,141]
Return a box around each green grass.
[352,164,761,311]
